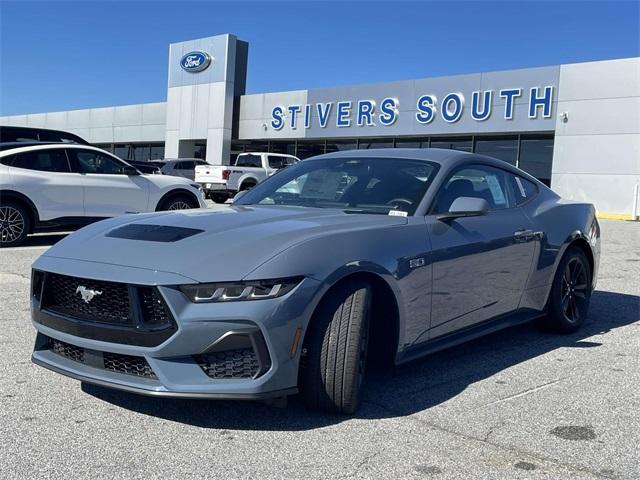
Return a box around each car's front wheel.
[0,201,30,248]
[538,246,592,333]
[301,280,371,414]
[159,194,198,211]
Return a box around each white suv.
[0,143,207,247]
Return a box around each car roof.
[238,152,296,157]
[0,142,109,157]
[309,147,472,164]
[0,141,63,152]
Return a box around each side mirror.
[232,190,247,203]
[122,166,140,176]
[437,197,489,221]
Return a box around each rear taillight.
[222,169,230,180]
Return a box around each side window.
[509,174,538,206]
[268,156,284,169]
[434,165,511,213]
[181,161,195,170]
[73,149,126,174]
[12,149,71,173]
[236,154,262,168]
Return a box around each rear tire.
[210,193,228,204]
[301,280,371,414]
[0,200,31,248]
[537,246,592,334]
[159,194,197,211]
[240,181,256,192]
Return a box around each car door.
[68,148,150,217]
[8,148,84,220]
[425,164,536,339]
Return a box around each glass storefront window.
[270,141,296,155]
[296,141,325,159]
[358,137,394,149]
[244,141,269,153]
[133,144,150,161]
[519,136,553,186]
[430,137,472,152]
[395,137,429,148]
[325,139,357,154]
[149,145,164,160]
[474,136,518,165]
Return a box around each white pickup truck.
[195,152,299,203]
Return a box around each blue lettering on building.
[529,86,554,118]
[471,90,492,121]
[416,95,436,124]
[269,86,553,129]
[379,98,398,125]
[441,93,464,123]
[271,106,284,130]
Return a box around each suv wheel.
[160,194,197,211]
[301,280,371,414]
[538,246,592,333]
[0,201,30,247]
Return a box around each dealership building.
[1,34,638,219]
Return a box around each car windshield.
[234,157,439,215]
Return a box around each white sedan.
[0,142,206,246]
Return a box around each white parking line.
[1,245,51,252]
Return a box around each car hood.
[41,205,407,283]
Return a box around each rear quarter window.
[11,149,71,172]
[510,174,539,206]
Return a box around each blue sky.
[1,1,638,115]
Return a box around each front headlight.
[179,277,303,303]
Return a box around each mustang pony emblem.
[75,286,103,304]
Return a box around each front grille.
[42,273,131,325]
[35,271,178,346]
[195,348,260,379]
[103,352,156,379]
[46,336,156,379]
[50,338,85,363]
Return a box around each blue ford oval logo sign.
[180,51,212,73]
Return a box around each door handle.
[513,229,535,242]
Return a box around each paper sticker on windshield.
[388,210,408,217]
[485,175,507,206]
[300,171,344,200]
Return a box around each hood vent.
[105,224,204,242]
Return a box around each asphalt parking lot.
[1,218,638,479]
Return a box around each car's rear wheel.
[538,246,592,333]
[301,280,371,414]
[240,181,256,191]
[0,201,30,248]
[210,193,228,204]
[159,194,198,211]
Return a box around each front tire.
[301,280,371,414]
[159,194,197,211]
[538,246,592,333]
[0,201,30,248]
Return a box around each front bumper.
[30,259,321,399]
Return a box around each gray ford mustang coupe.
[30,149,600,414]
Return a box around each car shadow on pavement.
[83,289,639,430]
